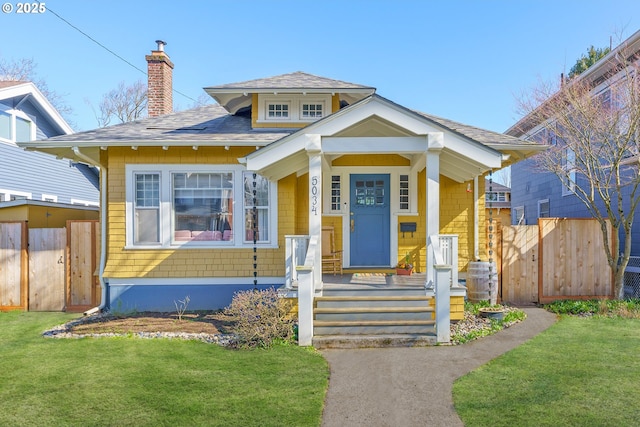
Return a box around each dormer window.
[302,103,323,118]
[257,94,331,125]
[267,103,290,119]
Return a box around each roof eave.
[0,82,74,135]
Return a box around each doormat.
[352,273,389,277]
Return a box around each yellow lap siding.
[103,146,292,279]
[429,296,465,321]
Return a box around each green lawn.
[0,311,328,427]
[453,316,640,427]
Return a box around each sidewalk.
[320,307,557,427]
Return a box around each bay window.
[126,165,276,248]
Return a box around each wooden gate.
[501,225,539,305]
[0,220,99,312]
[500,219,614,305]
[0,222,27,310]
[66,220,100,312]
[29,228,66,311]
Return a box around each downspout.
[71,147,108,315]
[473,175,480,260]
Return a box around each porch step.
[313,334,437,349]
[315,306,433,322]
[321,287,428,298]
[316,296,430,309]
[313,287,436,339]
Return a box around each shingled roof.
[417,111,538,147]
[43,104,292,144]
[205,71,375,91]
[204,71,376,114]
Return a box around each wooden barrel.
[467,262,497,303]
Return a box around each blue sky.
[1,0,638,135]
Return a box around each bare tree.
[518,43,640,299]
[94,80,147,127]
[0,57,72,120]
[491,167,511,188]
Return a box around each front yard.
[0,311,328,427]
[4,302,640,426]
[453,313,640,426]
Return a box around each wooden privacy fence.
[0,220,100,312]
[499,218,614,305]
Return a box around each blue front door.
[350,174,390,266]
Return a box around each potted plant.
[478,304,506,320]
[395,253,413,276]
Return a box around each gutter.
[71,147,108,315]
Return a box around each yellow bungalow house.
[19,42,543,345]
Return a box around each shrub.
[224,288,296,348]
[544,298,640,317]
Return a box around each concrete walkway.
[320,307,557,427]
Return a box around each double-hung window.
[0,107,34,143]
[538,199,550,218]
[126,165,276,248]
[561,148,576,195]
[134,173,160,244]
[244,173,270,242]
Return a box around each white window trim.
[257,94,331,123]
[124,164,277,249]
[0,104,35,143]
[324,166,417,215]
[514,206,525,225]
[0,189,32,201]
[538,199,550,218]
[324,173,343,213]
[562,148,577,196]
[264,100,291,121]
[71,199,100,207]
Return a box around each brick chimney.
[145,40,174,117]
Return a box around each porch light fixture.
[100,146,107,151]
[162,146,169,151]
[224,145,230,150]
[192,145,198,150]
[131,146,138,150]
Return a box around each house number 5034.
[311,176,319,215]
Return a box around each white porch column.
[426,132,444,288]
[306,134,322,291]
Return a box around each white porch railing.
[430,235,452,343]
[290,233,458,346]
[438,234,459,287]
[296,234,320,346]
[284,235,310,289]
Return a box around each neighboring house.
[0,81,99,219]
[506,30,640,254]
[485,178,511,226]
[19,42,543,319]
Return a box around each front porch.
[284,234,466,346]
